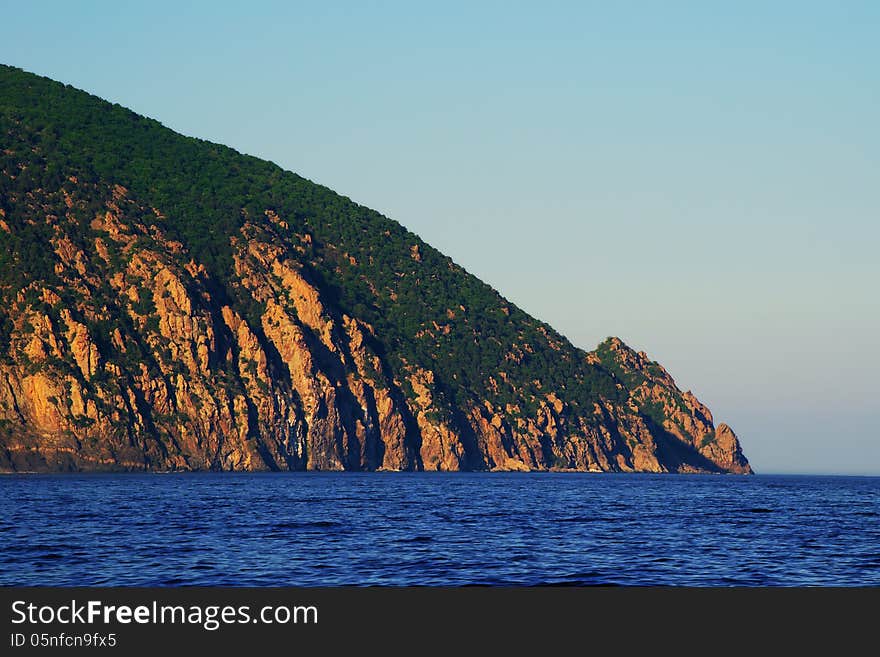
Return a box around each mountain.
[0,65,751,474]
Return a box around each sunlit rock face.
[0,64,750,474]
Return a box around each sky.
[2,1,878,474]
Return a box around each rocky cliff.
[0,64,751,473]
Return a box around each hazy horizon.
[2,1,877,474]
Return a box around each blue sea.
[1,473,878,586]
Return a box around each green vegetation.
[0,63,629,419]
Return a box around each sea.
[1,473,878,586]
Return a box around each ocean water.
[1,473,878,586]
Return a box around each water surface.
[1,473,877,586]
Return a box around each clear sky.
[2,1,878,474]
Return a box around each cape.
[0,65,751,473]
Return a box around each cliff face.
[0,65,751,473]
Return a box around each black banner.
[1,587,877,652]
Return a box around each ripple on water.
[0,473,878,586]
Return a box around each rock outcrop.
[0,64,751,473]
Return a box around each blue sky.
[2,1,878,473]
